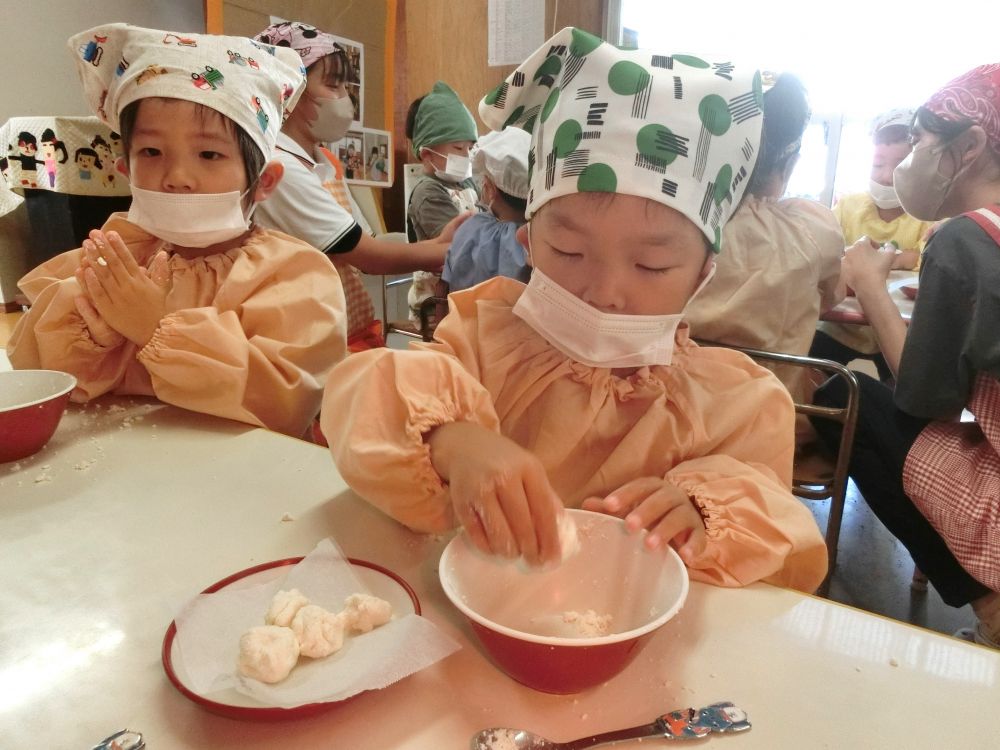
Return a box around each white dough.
[265,588,310,627]
[557,512,580,561]
[342,593,393,633]
[562,609,613,637]
[291,605,346,658]
[237,625,300,683]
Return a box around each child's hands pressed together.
[427,421,563,566]
[73,293,125,348]
[582,477,707,564]
[74,229,172,347]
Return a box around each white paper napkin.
[173,538,461,708]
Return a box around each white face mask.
[310,95,355,143]
[867,178,901,210]
[127,184,253,248]
[512,263,715,369]
[425,149,472,183]
[893,141,964,221]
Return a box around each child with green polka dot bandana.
[322,28,827,593]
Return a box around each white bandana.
[68,24,306,159]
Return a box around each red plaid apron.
[902,206,1000,591]
[317,147,383,350]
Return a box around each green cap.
[411,81,478,159]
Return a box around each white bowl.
[439,508,689,693]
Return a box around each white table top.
[823,270,918,325]
[2,398,998,749]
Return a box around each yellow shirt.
[322,277,828,592]
[9,215,347,437]
[818,192,934,353]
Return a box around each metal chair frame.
[696,341,860,594]
[380,164,433,342]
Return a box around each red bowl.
[439,509,689,694]
[0,370,77,463]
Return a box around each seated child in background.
[322,28,827,592]
[8,24,347,438]
[811,108,935,382]
[685,72,844,403]
[439,126,531,295]
[405,81,480,320]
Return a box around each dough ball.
[265,588,310,627]
[237,625,300,683]
[291,604,346,658]
[557,512,580,562]
[342,593,393,633]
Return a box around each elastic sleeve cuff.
[670,478,723,539]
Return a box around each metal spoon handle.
[560,722,661,749]
[563,701,751,748]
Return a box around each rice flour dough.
[237,625,301,683]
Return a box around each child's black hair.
[310,48,353,90]
[118,99,265,198]
[405,95,427,141]
[914,106,974,143]
[495,187,527,215]
[749,73,810,194]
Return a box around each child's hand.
[437,211,475,245]
[840,235,895,296]
[75,229,171,347]
[427,421,562,566]
[73,294,125,348]
[581,477,707,564]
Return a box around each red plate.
[161,557,420,721]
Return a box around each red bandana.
[925,64,1000,152]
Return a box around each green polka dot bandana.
[479,27,764,252]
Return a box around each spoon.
[471,702,750,749]
[92,729,145,750]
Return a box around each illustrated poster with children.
[0,115,131,217]
[328,127,393,188]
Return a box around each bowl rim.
[0,369,77,414]
[439,509,689,647]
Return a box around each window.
[616,1,993,205]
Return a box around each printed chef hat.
[472,127,531,199]
[411,81,479,159]
[68,23,306,159]
[924,63,1000,154]
[479,27,764,251]
[254,20,343,70]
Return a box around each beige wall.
[1,0,204,303]
[379,0,604,230]
[0,0,204,123]
[222,0,390,130]
[403,0,606,131]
